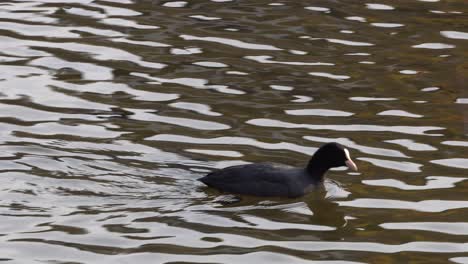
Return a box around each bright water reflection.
[0,0,467,263]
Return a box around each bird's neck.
[306,158,330,182]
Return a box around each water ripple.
[0,36,166,69]
[358,157,423,172]
[247,118,445,135]
[147,134,317,155]
[431,159,468,169]
[245,55,334,66]
[180,34,283,50]
[129,109,230,131]
[384,139,437,151]
[365,3,395,10]
[339,199,468,213]
[285,109,354,117]
[309,72,351,81]
[440,31,468,40]
[304,136,408,158]
[131,72,245,95]
[380,222,468,235]
[324,38,374,46]
[412,43,455,49]
[363,176,465,190]
[377,110,423,118]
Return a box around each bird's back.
[198,163,310,197]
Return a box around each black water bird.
[198,142,358,198]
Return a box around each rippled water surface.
[1,0,468,263]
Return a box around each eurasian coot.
[198,142,357,198]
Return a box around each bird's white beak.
[345,159,358,171]
[344,148,358,171]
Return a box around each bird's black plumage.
[198,142,357,198]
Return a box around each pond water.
[0,0,467,263]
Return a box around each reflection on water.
[0,0,467,263]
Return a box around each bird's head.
[307,142,358,174]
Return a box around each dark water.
[0,0,468,263]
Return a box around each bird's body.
[200,163,316,198]
[199,142,358,198]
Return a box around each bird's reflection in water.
[204,178,349,229]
